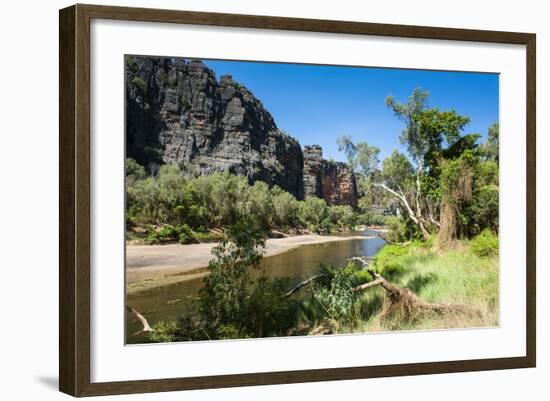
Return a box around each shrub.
[146,224,178,244]
[463,184,499,237]
[313,263,362,324]
[384,216,419,243]
[149,321,178,343]
[125,158,146,183]
[198,218,267,338]
[271,186,299,228]
[145,224,196,244]
[298,197,329,232]
[328,205,356,229]
[357,211,387,226]
[469,229,499,257]
[126,56,138,73]
[352,268,375,287]
[245,276,293,337]
[180,95,191,109]
[177,224,196,244]
[131,77,147,92]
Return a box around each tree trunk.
[374,183,430,240]
[438,201,458,245]
[350,262,479,322]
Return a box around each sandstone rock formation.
[126,56,303,198]
[303,145,358,208]
[126,56,357,206]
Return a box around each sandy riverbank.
[126,233,375,294]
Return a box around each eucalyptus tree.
[480,122,499,163]
[338,135,384,206]
[338,89,473,239]
[385,88,471,237]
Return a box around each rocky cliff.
[126,56,304,198]
[126,56,357,206]
[303,145,358,208]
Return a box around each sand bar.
[126,234,375,293]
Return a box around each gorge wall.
[126,56,358,207]
[303,146,358,208]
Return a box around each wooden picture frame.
[59,3,536,397]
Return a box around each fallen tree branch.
[309,322,333,336]
[126,305,153,335]
[348,256,371,267]
[283,274,323,298]
[350,268,479,320]
[352,277,386,292]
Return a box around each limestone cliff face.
[303,145,358,208]
[126,56,357,206]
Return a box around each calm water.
[126,230,385,343]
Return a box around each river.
[126,229,386,343]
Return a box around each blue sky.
[203,59,499,163]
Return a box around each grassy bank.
[339,237,499,333]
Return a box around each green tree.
[328,205,356,230]
[125,158,147,183]
[337,136,380,177]
[382,89,472,238]
[244,181,273,230]
[480,122,499,163]
[199,218,267,337]
[438,150,478,244]
[464,184,499,236]
[271,186,299,228]
[298,197,329,232]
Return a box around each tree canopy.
[339,88,499,243]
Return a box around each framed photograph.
[59,4,536,397]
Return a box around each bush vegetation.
[131,77,147,92]
[469,229,499,257]
[126,161,384,243]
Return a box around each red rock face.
[303,145,358,208]
[303,145,324,199]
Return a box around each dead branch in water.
[284,257,373,298]
[283,274,324,298]
[348,256,372,267]
[126,305,153,335]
